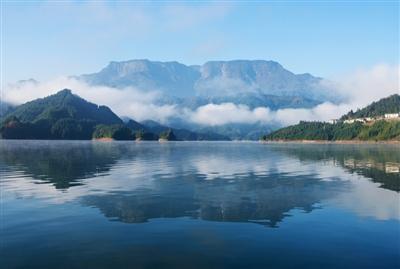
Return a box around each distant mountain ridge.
[7,59,343,140]
[78,59,335,103]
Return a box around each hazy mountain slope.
[0,102,14,117]
[140,120,230,141]
[198,123,277,141]
[177,93,321,110]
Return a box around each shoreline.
[93,137,115,142]
[260,139,400,145]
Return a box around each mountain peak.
[4,89,122,125]
[56,88,73,96]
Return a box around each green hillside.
[341,94,400,120]
[92,124,135,140]
[264,94,400,142]
[264,121,400,141]
[5,89,122,124]
[0,89,126,140]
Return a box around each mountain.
[77,59,338,139]
[79,60,200,97]
[176,93,320,110]
[194,60,328,100]
[78,59,335,103]
[140,120,229,141]
[0,101,14,117]
[341,94,400,120]
[5,89,122,124]
[264,95,400,142]
[8,59,341,140]
[197,123,277,141]
[0,89,127,140]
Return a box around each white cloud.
[189,64,399,126]
[186,103,271,125]
[3,77,177,123]
[331,63,400,109]
[185,101,353,126]
[2,64,399,127]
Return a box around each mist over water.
[1,141,399,269]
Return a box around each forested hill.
[264,94,400,142]
[341,94,400,120]
[4,89,122,124]
[264,121,400,141]
[0,89,132,140]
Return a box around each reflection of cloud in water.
[332,177,400,220]
[1,141,399,222]
[192,155,272,180]
[82,172,343,227]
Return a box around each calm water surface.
[0,141,399,269]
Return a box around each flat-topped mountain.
[78,59,333,102]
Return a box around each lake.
[0,141,399,269]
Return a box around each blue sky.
[2,0,399,84]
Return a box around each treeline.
[341,94,400,120]
[263,120,400,141]
[0,116,180,141]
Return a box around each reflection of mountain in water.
[2,141,398,227]
[267,144,400,192]
[83,173,344,227]
[0,141,124,189]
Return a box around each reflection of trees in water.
[268,144,400,192]
[82,173,344,227]
[0,141,126,189]
[2,141,397,226]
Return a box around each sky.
[1,0,399,84]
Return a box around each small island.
[262,94,400,142]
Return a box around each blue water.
[0,141,399,269]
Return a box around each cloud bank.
[3,77,177,124]
[2,64,399,127]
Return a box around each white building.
[384,113,400,119]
